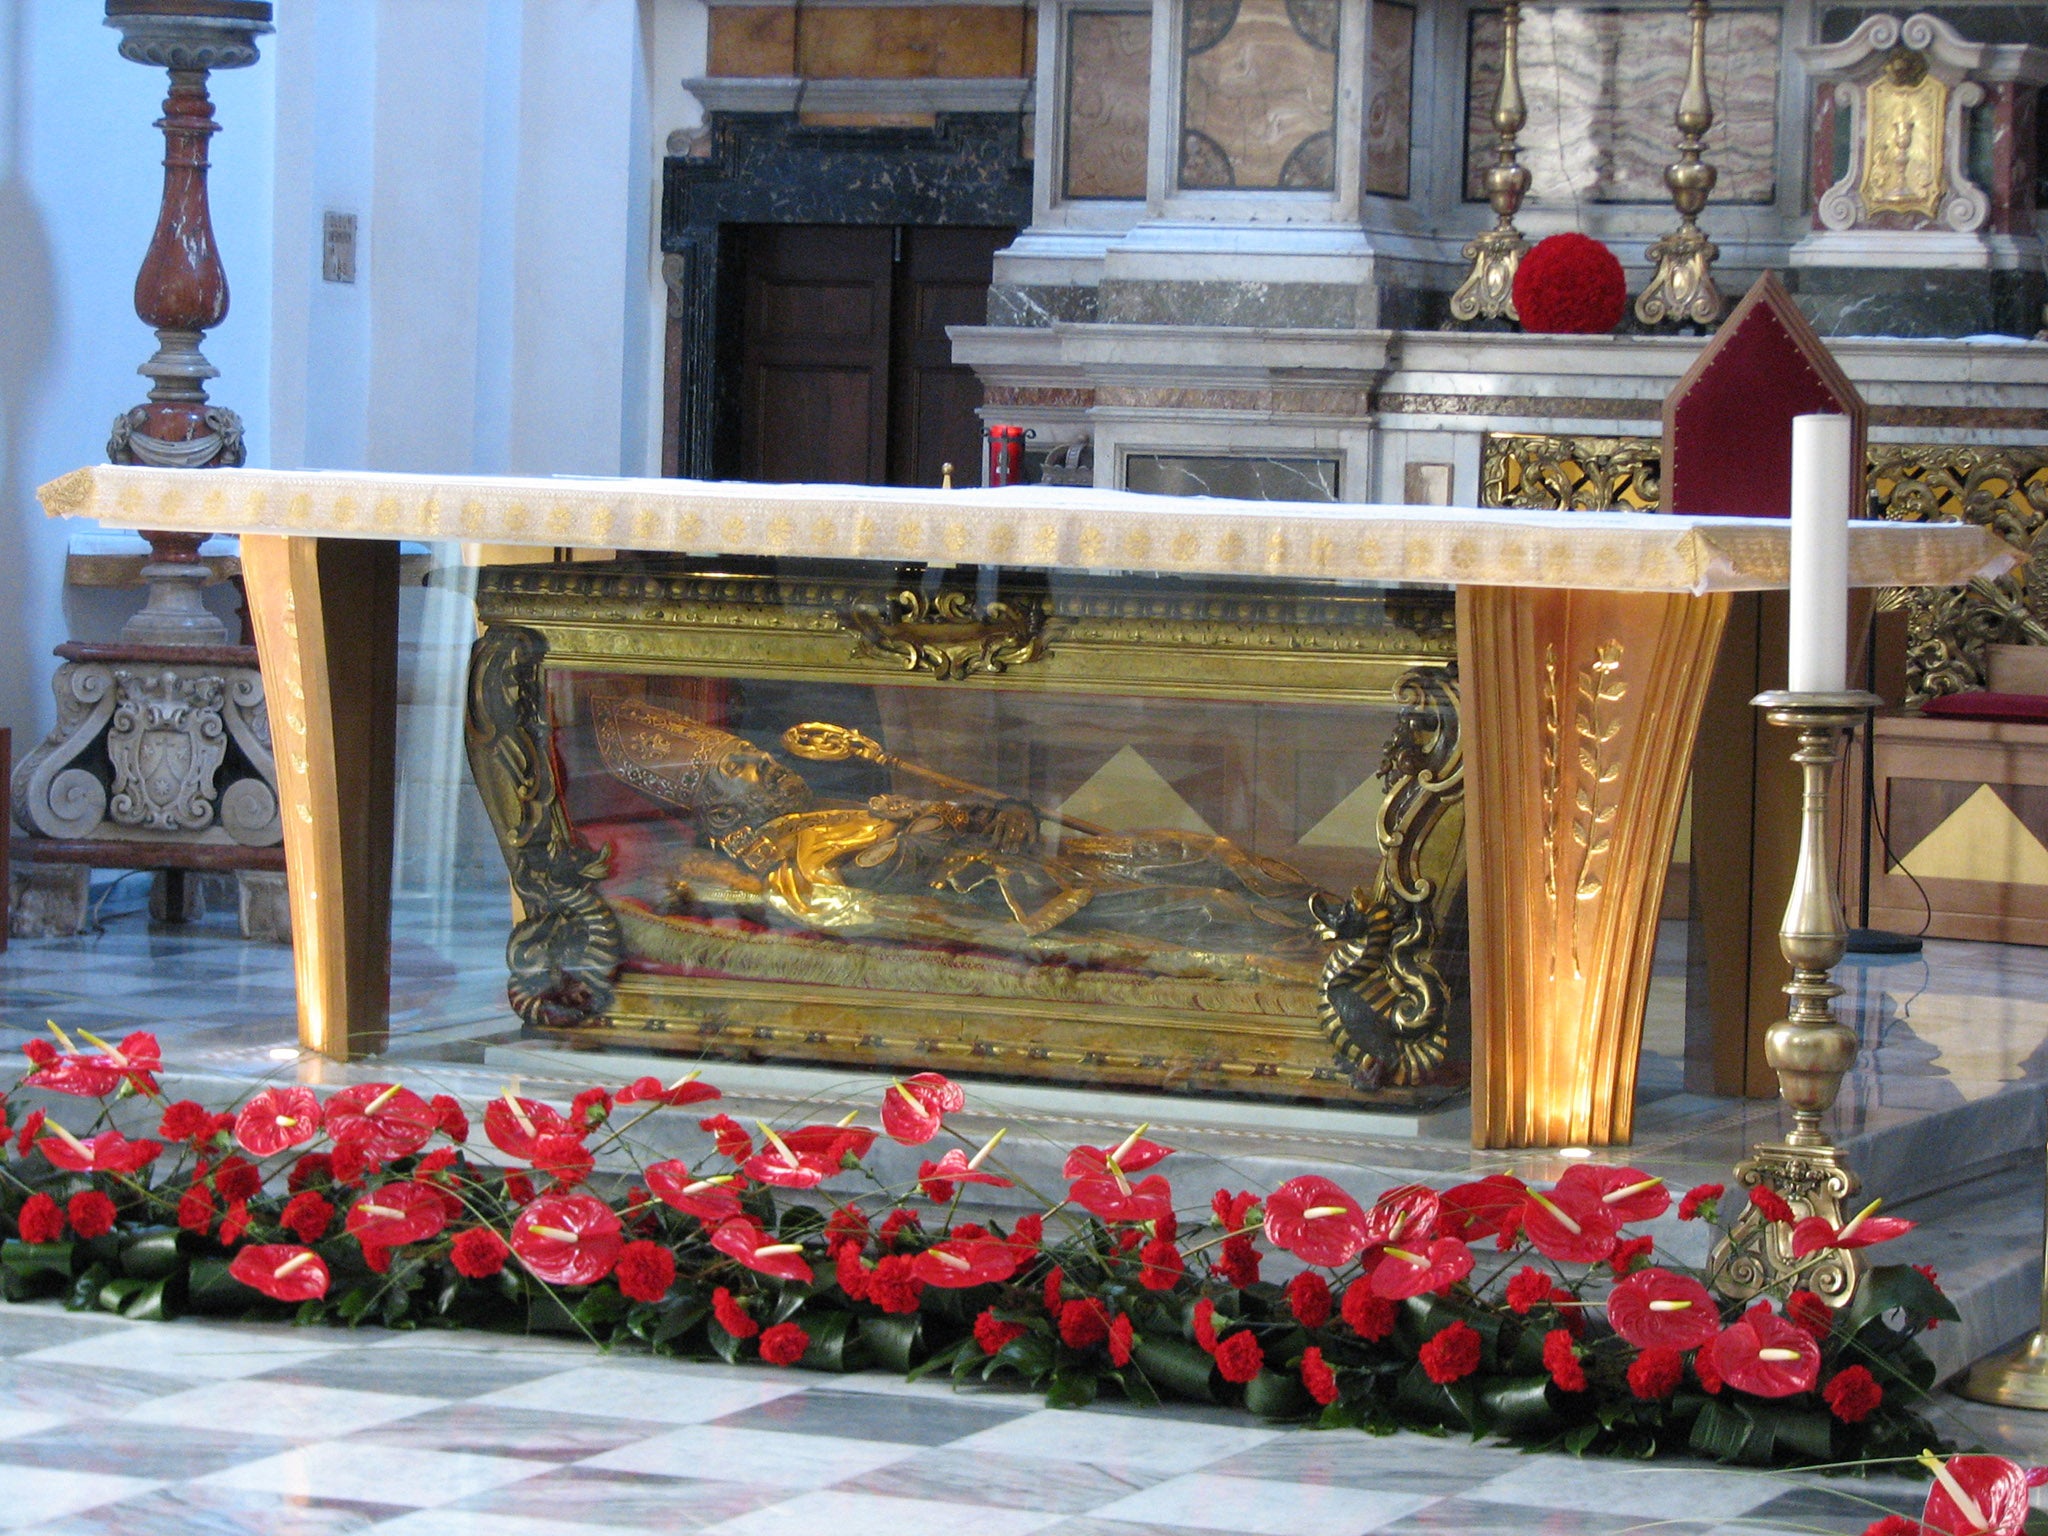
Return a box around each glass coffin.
[466,559,1466,1107]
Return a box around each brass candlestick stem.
[1710,691,1880,1309]
[1635,0,1724,328]
[1450,0,1530,324]
[1960,1182,2048,1408]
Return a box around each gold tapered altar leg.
[241,535,400,1060]
[1460,585,1730,1147]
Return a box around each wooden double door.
[734,224,1012,488]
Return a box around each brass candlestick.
[1450,0,1530,324]
[1635,0,1724,328]
[1960,1188,2048,1408]
[1710,691,1880,1309]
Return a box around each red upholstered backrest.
[1921,691,2048,724]
[1661,273,1865,519]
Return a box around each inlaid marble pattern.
[1180,0,1339,190]
[1464,6,1782,205]
[1064,9,1152,199]
[1367,0,1415,197]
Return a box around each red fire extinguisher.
[986,424,1027,486]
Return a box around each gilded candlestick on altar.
[1450,0,1530,324]
[1635,0,1725,328]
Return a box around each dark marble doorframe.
[660,111,1032,479]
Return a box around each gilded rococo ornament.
[838,588,1050,680]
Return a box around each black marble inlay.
[1786,265,2047,339]
[661,113,1032,478]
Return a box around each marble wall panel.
[1065,9,1153,198]
[709,7,797,77]
[1124,454,1340,498]
[1180,0,1340,189]
[1464,6,1781,205]
[797,6,1033,79]
[1367,0,1415,196]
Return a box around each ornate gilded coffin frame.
[465,558,1468,1105]
[1482,433,2048,706]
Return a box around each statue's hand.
[986,802,1041,853]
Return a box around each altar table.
[37,465,2018,1148]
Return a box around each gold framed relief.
[466,557,1468,1107]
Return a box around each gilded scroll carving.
[837,588,1051,680]
[1310,665,1465,1088]
[464,625,622,1030]
[1481,432,1661,512]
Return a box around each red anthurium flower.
[700,1113,754,1161]
[1556,1164,1670,1224]
[37,1125,164,1175]
[644,1160,747,1221]
[1606,1267,1721,1351]
[234,1088,323,1158]
[1918,1452,2048,1536]
[1263,1176,1369,1266]
[1520,1184,1620,1264]
[1062,1130,1174,1179]
[345,1182,450,1247]
[1707,1303,1821,1398]
[742,1124,842,1190]
[326,1083,437,1162]
[483,1092,572,1161]
[25,1051,122,1097]
[782,1124,879,1165]
[614,1073,722,1108]
[1357,1184,1443,1261]
[25,1029,162,1097]
[709,1216,814,1283]
[1369,1236,1474,1299]
[229,1244,331,1302]
[1069,1172,1174,1226]
[1788,1199,1915,1258]
[911,1237,1022,1288]
[879,1072,965,1145]
[919,1144,1015,1204]
[1438,1174,1527,1242]
[511,1193,624,1286]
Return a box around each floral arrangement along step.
[0,1027,1963,1481]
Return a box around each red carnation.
[1419,1321,1482,1385]
[1138,1237,1184,1291]
[1214,1236,1262,1288]
[1010,1213,1044,1251]
[878,1209,922,1249]
[975,1309,1027,1355]
[288,1152,334,1193]
[759,1321,809,1366]
[835,1245,871,1301]
[1862,1518,1921,1536]
[532,1133,595,1189]
[1787,1289,1835,1343]
[159,1099,213,1143]
[66,1190,116,1241]
[866,1253,924,1314]
[1043,1264,1065,1314]
[1108,1313,1134,1367]
[1824,1364,1883,1423]
[1695,1348,1723,1395]
[1608,1235,1655,1277]
[1747,1186,1795,1224]
[1341,1278,1396,1341]
[450,1226,509,1278]
[1678,1182,1725,1221]
[429,1094,469,1143]
[280,1191,333,1244]
[615,1240,676,1303]
[1288,1271,1333,1329]
[16,1193,63,1244]
[1511,232,1626,335]
[569,1087,612,1131]
[1194,1296,1220,1353]
[1059,1297,1110,1349]
[1505,1266,1553,1314]
[220,1200,252,1246]
[177,1183,214,1235]
[502,1172,535,1206]
[14,1108,45,1157]
[1628,1346,1685,1401]
[1301,1345,1339,1406]
[1543,1328,1586,1392]
[712,1285,760,1338]
[1214,1330,1265,1385]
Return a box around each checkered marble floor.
[0,1299,1980,1536]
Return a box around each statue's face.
[698,741,811,832]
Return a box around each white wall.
[0,0,708,757]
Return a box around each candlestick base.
[1960,1333,2048,1411]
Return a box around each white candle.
[1787,413,1853,694]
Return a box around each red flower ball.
[1419,1321,1482,1385]
[1628,1346,1685,1401]
[450,1226,509,1278]
[1543,1328,1586,1393]
[1824,1364,1883,1424]
[1301,1345,1339,1406]
[615,1240,676,1304]
[1340,1278,1397,1341]
[1512,232,1626,335]
[975,1309,1027,1355]
[16,1192,63,1244]
[759,1321,810,1366]
[1213,1329,1266,1385]
[1288,1271,1333,1329]
[66,1190,117,1241]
